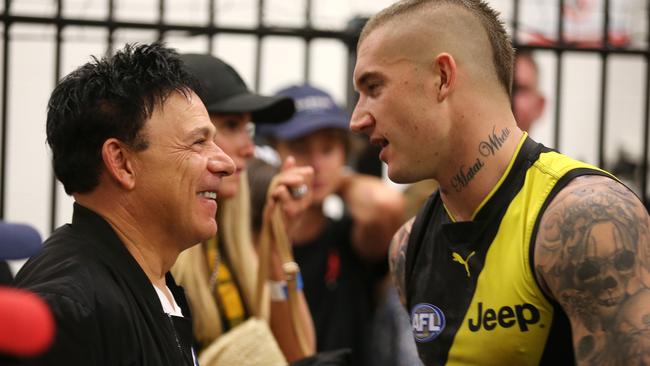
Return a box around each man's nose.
[350,101,374,134]
[208,147,235,177]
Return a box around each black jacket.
[13,203,196,366]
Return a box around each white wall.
[1,0,648,266]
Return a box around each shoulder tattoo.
[535,176,650,365]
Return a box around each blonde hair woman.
[172,54,315,364]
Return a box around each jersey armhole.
[404,192,439,310]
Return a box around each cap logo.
[295,96,333,112]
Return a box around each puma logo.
[452,251,475,277]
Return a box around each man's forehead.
[354,27,422,85]
[169,90,209,116]
[358,23,393,58]
[149,89,191,114]
[354,27,395,77]
[148,90,209,130]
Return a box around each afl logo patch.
[411,303,445,342]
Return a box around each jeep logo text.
[467,302,540,332]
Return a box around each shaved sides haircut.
[360,0,514,95]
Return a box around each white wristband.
[269,280,288,301]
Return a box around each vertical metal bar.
[641,5,650,206]
[344,17,365,110]
[597,0,610,168]
[0,0,11,219]
[49,0,63,232]
[253,0,264,92]
[553,0,565,149]
[157,0,165,42]
[106,0,115,56]
[346,43,356,108]
[510,0,521,109]
[303,0,312,83]
[208,0,215,53]
[511,0,520,46]
[642,61,650,206]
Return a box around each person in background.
[513,50,546,133]
[247,156,282,241]
[0,222,41,286]
[351,0,650,365]
[14,42,235,366]
[257,84,405,366]
[172,54,316,364]
[0,222,54,364]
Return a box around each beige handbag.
[198,201,310,366]
[198,317,287,366]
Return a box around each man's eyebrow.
[355,71,382,91]
[186,126,212,140]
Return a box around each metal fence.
[511,0,650,209]
[0,0,647,235]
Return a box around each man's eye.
[194,138,207,145]
[367,83,381,95]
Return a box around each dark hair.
[267,128,351,159]
[247,158,280,234]
[360,0,514,95]
[46,42,198,194]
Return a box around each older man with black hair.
[14,43,235,366]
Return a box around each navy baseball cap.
[256,84,350,140]
[0,222,41,260]
[180,53,295,123]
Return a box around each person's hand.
[265,156,314,238]
[263,156,313,281]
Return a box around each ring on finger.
[290,184,308,199]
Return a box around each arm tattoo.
[450,126,510,192]
[535,176,650,365]
[390,217,415,307]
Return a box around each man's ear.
[101,138,136,190]
[534,93,546,121]
[434,53,456,102]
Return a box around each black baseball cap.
[180,53,295,123]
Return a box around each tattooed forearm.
[390,217,414,307]
[450,126,510,192]
[535,176,650,365]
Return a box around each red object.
[324,249,340,285]
[0,287,55,358]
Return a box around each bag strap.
[256,203,312,358]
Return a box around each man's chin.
[195,221,218,244]
[387,169,418,184]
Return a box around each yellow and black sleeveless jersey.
[404,135,612,365]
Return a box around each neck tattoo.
[449,126,511,193]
